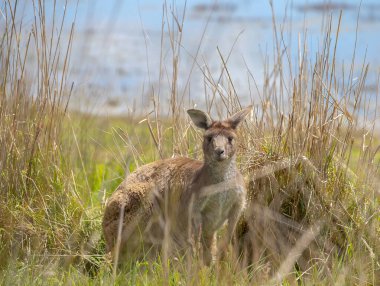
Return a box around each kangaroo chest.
[194,181,245,231]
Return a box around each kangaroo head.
[187,106,252,163]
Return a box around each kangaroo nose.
[215,148,224,155]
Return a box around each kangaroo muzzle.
[213,136,228,161]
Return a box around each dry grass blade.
[273,221,323,282]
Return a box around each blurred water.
[12,0,380,116]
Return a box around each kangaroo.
[102,106,252,265]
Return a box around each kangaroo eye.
[206,136,212,143]
[228,137,234,143]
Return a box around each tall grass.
[0,0,91,272]
[0,1,379,285]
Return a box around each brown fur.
[102,106,252,265]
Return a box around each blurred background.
[15,0,380,115]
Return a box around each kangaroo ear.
[226,105,252,129]
[187,109,212,130]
